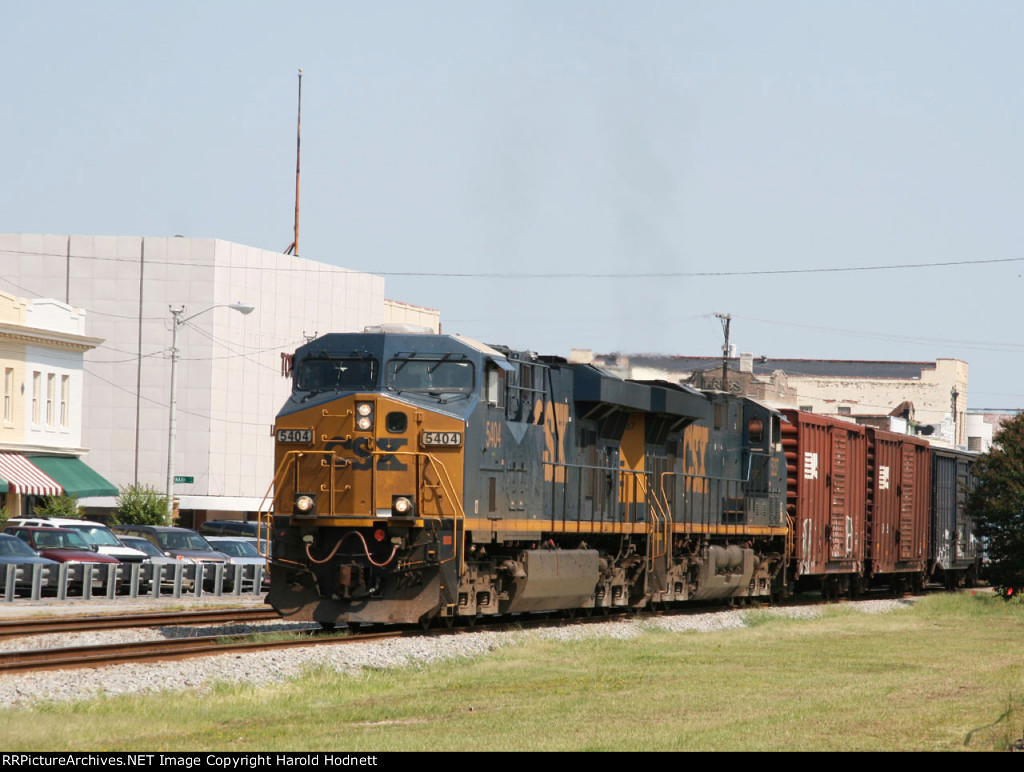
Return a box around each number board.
[421,431,462,447]
[277,428,313,443]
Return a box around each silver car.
[117,535,196,591]
[204,537,269,589]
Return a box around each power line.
[366,256,1024,278]
[82,365,273,429]
[2,245,1022,279]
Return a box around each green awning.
[27,456,118,498]
[0,478,7,494]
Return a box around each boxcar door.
[829,430,851,560]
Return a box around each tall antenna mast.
[285,68,302,255]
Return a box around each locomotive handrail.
[368,449,467,576]
[543,460,665,526]
[659,470,755,538]
[541,459,671,573]
[255,449,308,560]
[632,473,671,572]
[259,448,467,575]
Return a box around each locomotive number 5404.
[421,431,462,447]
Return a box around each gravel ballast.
[0,599,914,709]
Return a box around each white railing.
[0,562,267,602]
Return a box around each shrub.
[35,494,81,518]
[115,484,169,526]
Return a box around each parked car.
[3,526,120,592]
[199,519,269,542]
[205,537,269,589]
[111,525,232,589]
[0,533,58,595]
[116,535,195,591]
[6,517,147,564]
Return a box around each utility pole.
[716,312,732,393]
[951,386,959,446]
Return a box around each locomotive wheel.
[443,615,455,629]
[320,622,337,632]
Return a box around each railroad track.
[0,594,925,673]
[0,609,639,673]
[0,628,411,673]
[0,606,281,640]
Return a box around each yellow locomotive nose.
[272,392,466,522]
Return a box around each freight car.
[261,326,979,627]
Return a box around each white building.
[0,290,115,517]
[0,234,440,525]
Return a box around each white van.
[4,517,148,563]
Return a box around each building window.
[46,373,55,427]
[837,406,852,416]
[32,371,40,425]
[3,368,12,423]
[799,405,813,413]
[60,375,69,429]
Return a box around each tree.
[114,484,169,526]
[966,412,1024,592]
[35,494,81,518]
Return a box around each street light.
[166,302,255,519]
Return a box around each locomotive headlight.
[356,402,374,431]
[392,495,414,517]
[294,493,317,516]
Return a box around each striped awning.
[0,454,62,496]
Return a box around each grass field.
[3,593,1023,751]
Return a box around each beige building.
[0,234,440,523]
[0,291,115,517]
[570,350,969,448]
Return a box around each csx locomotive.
[263,325,979,627]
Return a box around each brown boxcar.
[780,410,867,593]
[865,428,931,589]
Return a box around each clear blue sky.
[3,2,1023,409]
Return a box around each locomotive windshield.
[296,356,378,392]
[386,358,474,394]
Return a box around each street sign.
[173,476,194,484]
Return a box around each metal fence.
[0,562,267,602]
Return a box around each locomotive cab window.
[747,417,764,444]
[485,363,505,407]
[386,358,474,393]
[296,357,378,392]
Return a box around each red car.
[4,526,120,593]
